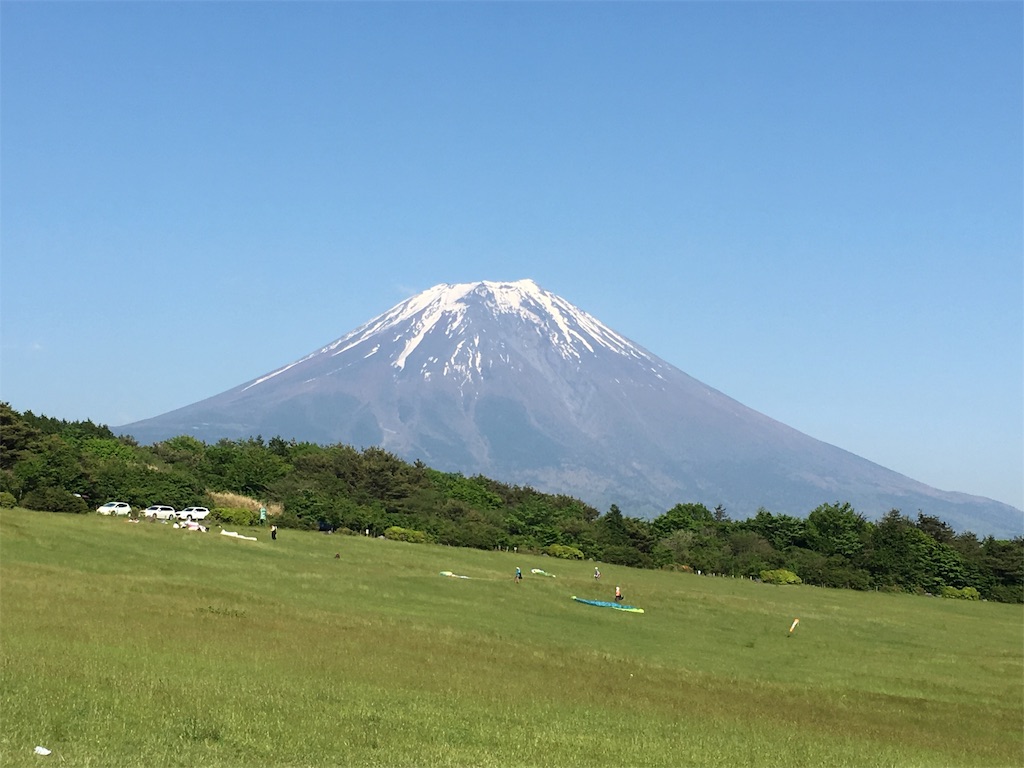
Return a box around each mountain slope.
[118,279,1023,537]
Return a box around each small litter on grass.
[440,570,471,579]
[34,746,51,756]
[531,568,556,577]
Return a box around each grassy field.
[1,507,1021,767]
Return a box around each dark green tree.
[726,530,778,577]
[916,512,956,545]
[742,508,806,550]
[804,502,868,561]
[599,504,629,544]
[0,402,42,471]
[651,502,714,538]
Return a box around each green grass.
[1,507,1021,767]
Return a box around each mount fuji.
[118,279,1022,537]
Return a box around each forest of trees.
[1,402,1021,603]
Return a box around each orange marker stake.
[788,618,800,635]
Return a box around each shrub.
[21,487,89,514]
[543,543,584,560]
[383,526,432,544]
[986,584,1024,604]
[211,507,258,526]
[0,491,16,508]
[759,568,803,585]
[940,585,981,600]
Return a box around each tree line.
[1,402,1020,603]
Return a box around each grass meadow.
[1,507,1021,767]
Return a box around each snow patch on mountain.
[244,279,658,393]
[241,357,311,392]
[409,280,653,368]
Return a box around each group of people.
[515,565,624,602]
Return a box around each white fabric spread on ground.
[220,530,257,541]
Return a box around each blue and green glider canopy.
[572,596,644,614]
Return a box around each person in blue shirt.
[514,567,522,583]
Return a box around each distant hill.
[118,279,1023,538]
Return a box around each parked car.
[143,505,177,520]
[96,501,132,516]
[178,506,211,521]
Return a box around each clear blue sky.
[2,2,1021,511]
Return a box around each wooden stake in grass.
[788,618,800,636]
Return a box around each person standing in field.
[259,506,267,526]
[271,524,278,541]
[594,567,601,580]
[615,585,623,602]
[514,567,522,584]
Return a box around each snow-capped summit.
[246,279,657,393]
[119,279,1022,537]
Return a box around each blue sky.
[2,2,1021,512]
